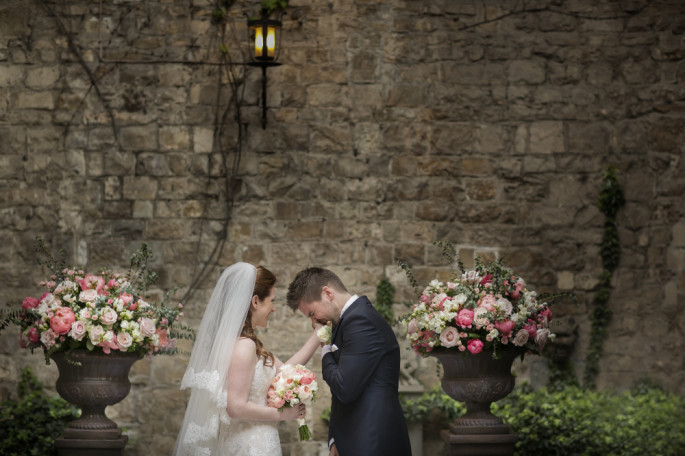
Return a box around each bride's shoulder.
[235,337,256,350]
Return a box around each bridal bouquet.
[400,256,556,357]
[267,364,318,441]
[1,240,191,363]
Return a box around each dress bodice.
[248,358,275,406]
[220,357,281,456]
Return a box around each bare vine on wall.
[32,0,287,303]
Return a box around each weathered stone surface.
[2,2,685,455]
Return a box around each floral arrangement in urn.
[1,239,192,363]
[399,255,556,357]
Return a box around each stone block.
[0,66,22,86]
[529,121,564,154]
[465,179,496,201]
[14,91,54,110]
[160,126,190,151]
[461,157,492,175]
[25,66,60,88]
[122,176,159,200]
[306,83,344,107]
[132,200,154,218]
[144,219,189,239]
[192,127,214,153]
[350,51,378,82]
[509,59,546,84]
[416,156,459,176]
[120,126,158,151]
[390,155,416,176]
[104,176,121,200]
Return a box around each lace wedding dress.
[219,359,281,456]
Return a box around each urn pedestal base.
[441,429,517,456]
[51,350,141,456]
[55,434,128,456]
[430,348,522,456]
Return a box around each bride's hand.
[279,403,306,421]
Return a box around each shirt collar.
[339,294,358,318]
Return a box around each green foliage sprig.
[395,259,419,296]
[583,166,625,389]
[0,368,79,456]
[400,387,464,423]
[374,277,395,325]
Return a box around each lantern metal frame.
[247,9,283,129]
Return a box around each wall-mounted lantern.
[247,8,282,129]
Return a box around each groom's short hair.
[286,267,348,311]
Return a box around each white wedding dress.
[219,358,281,456]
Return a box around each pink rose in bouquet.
[267,364,319,441]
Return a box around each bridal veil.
[173,262,257,456]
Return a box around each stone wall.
[1,0,684,454]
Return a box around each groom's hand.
[329,442,338,456]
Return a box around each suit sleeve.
[322,311,388,404]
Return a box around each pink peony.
[467,339,484,354]
[50,307,76,335]
[284,389,294,401]
[494,320,515,336]
[439,327,460,348]
[456,309,474,328]
[523,320,537,338]
[28,327,40,344]
[80,274,105,292]
[22,297,39,310]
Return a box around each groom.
[287,267,412,456]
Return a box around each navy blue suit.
[322,296,412,456]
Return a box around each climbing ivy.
[374,277,396,325]
[583,166,625,389]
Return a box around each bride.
[173,263,322,455]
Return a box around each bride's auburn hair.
[241,265,275,367]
